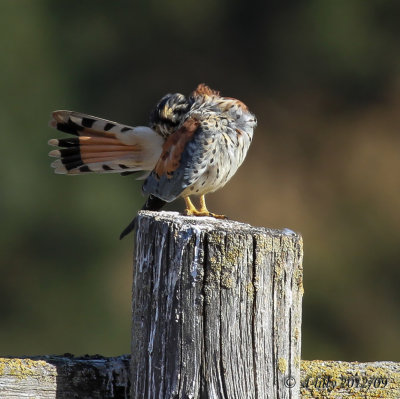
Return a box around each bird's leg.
[183,196,199,216]
[198,195,227,219]
[198,195,210,214]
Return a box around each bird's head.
[150,93,192,137]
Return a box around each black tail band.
[119,195,167,239]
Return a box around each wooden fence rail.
[0,212,398,398]
[0,355,130,399]
[1,356,399,398]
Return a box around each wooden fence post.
[131,211,304,399]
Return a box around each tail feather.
[48,110,163,175]
[119,195,167,240]
[141,194,167,211]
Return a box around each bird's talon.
[182,210,209,217]
[182,210,227,219]
[209,212,227,219]
[183,195,227,219]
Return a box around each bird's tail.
[119,195,167,239]
[48,110,163,175]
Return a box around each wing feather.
[142,116,214,201]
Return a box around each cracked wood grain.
[131,211,304,399]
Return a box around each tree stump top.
[137,210,302,242]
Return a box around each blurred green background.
[1,1,399,361]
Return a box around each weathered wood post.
[131,211,304,398]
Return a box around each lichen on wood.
[301,360,400,398]
[0,355,130,399]
[131,211,303,399]
[1,355,399,398]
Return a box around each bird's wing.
[142,115,217,202]
[48,110,163,175]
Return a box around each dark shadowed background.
[1,1,399,361]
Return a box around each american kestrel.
[48,84,257,238]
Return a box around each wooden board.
[0,355,130,399]
[0,356,398,398]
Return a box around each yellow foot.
[208,212,227,219]
[183,196,198,216]
[182,195,227,219]
[183,209,226,218]
[183,209,208,216]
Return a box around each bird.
[48,83,257,238]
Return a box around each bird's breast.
[182,121,253,197]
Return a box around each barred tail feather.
[48,110,164,175]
